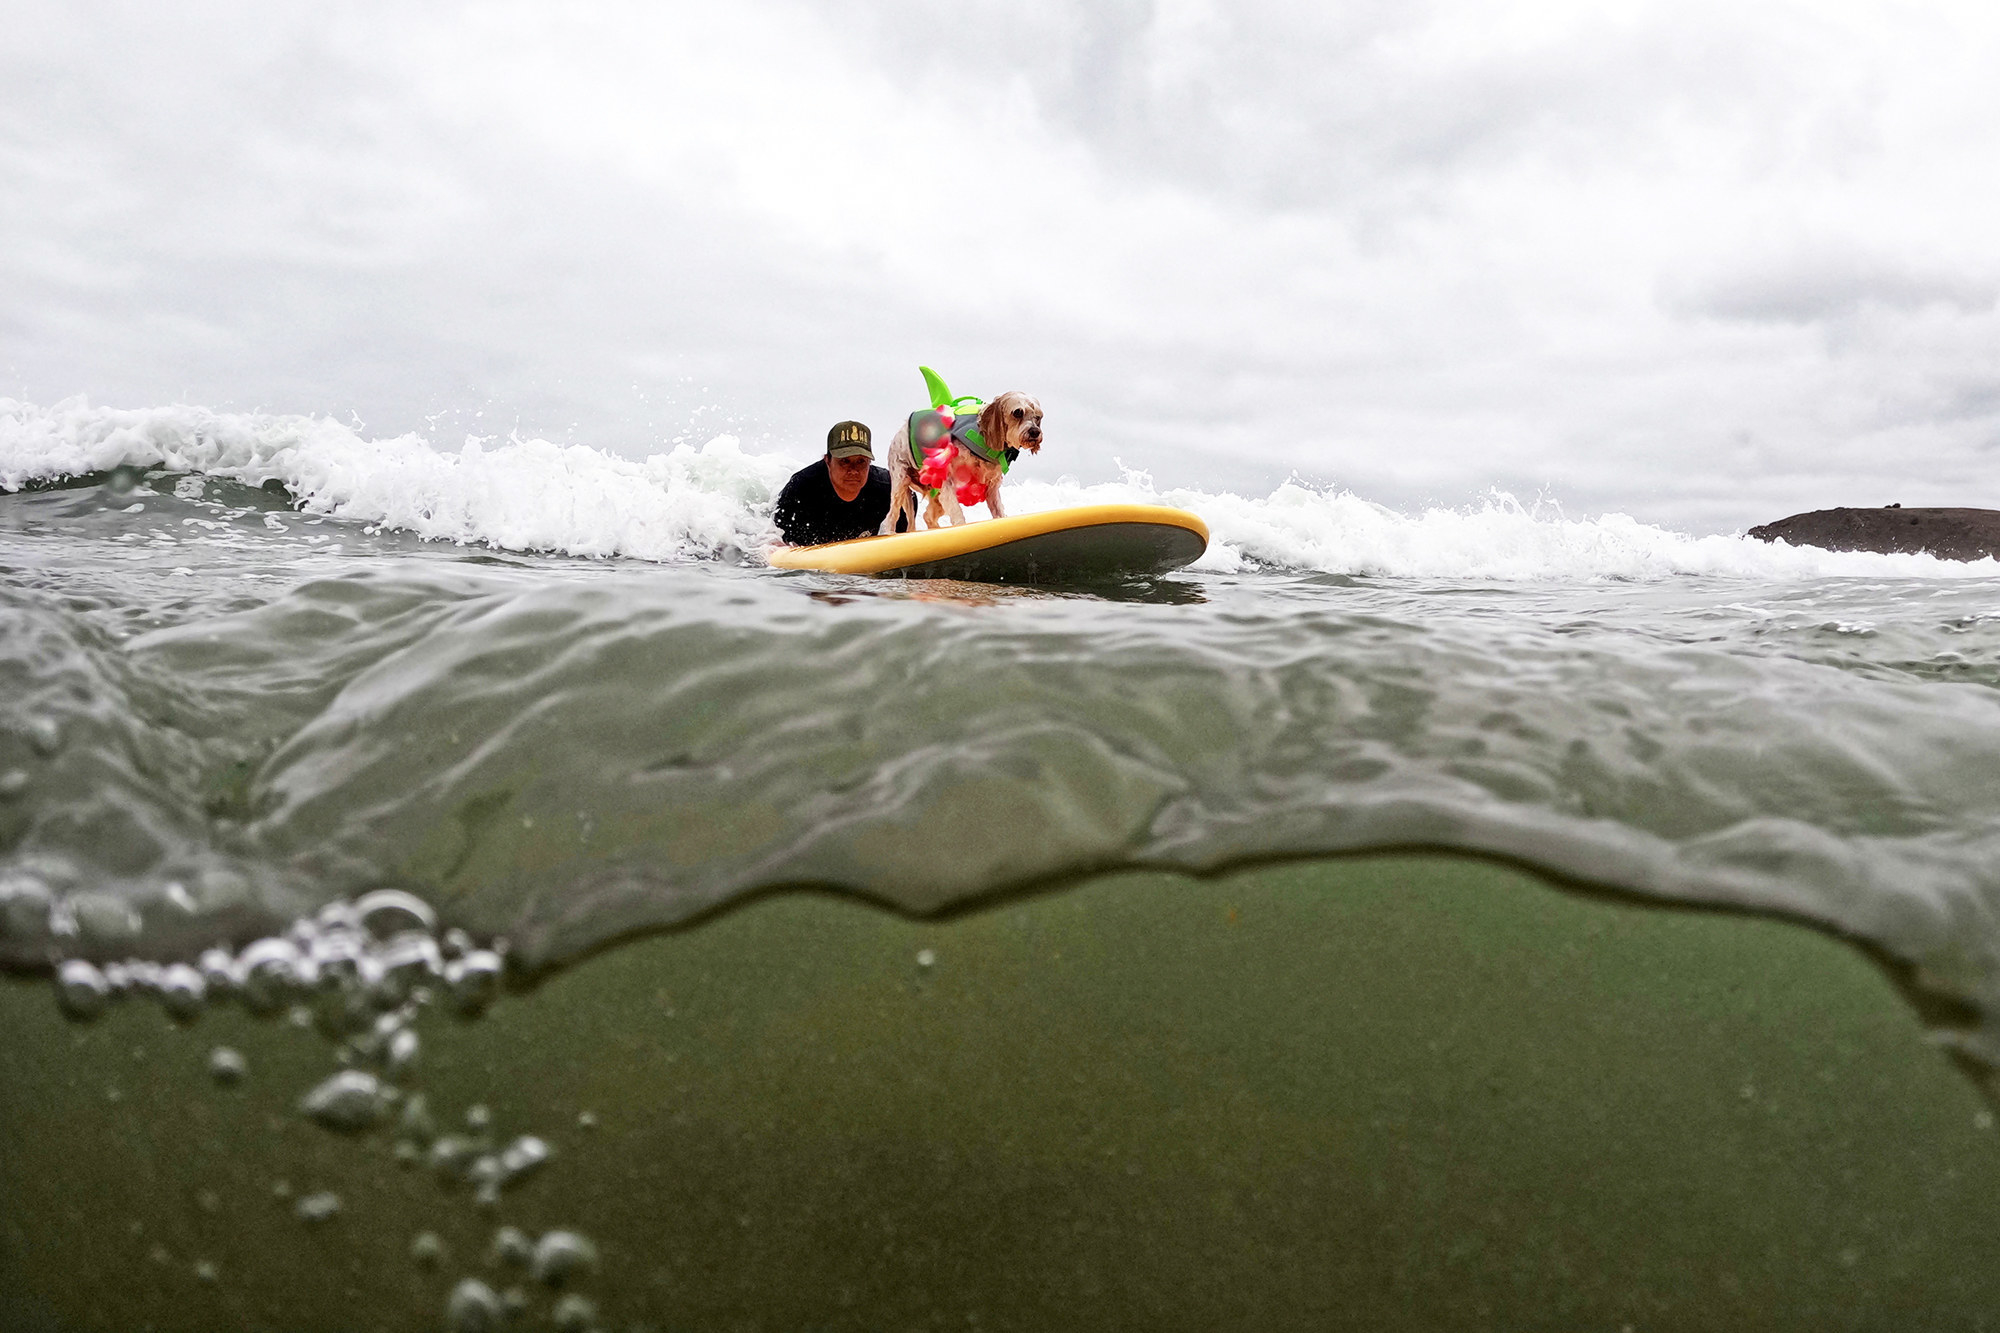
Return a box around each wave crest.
[6,399,1994,580]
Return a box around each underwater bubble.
[428,1134,480,1183]
[442,928,473,960]
[916,948,936,969]
[410,1232,446,1269]
[489,1226,533,1269]
[374,933,444,1002]
[71,894,142,947]
[25,717,61,757]
[397,1092,438,1146]
[0,769,27,799]
[465,1104,492,1132]
[309,929,365,979]
[445,1278,505,1333]
[394,1141,421,1167]
[496,1136,552,1188]
[501,1287,529,1318]
[157,963,207,1023]
[551,1293,600,1332]
[576,1111,598,1131]
[294,1191,341,1224]
[55,959,111,1022]
[299,1070,391,1133]
[386,1028,420,1079]
[0,875,55,942]
[194,1259,218,1284]
[531,1231,599,1287]
[354,889,437,940]
[209,1048,248,1086]
[237,937,305,1015]
[197,947,237,998]
[470,1161,503,1209]
[446,952,503,1017]
[100,961,136,998]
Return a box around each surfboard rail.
[767,503,1210,581]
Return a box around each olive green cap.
[826,420,872,458]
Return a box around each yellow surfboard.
[767,504,1210,582]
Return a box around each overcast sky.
[6,0,2000,532]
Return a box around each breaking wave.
[4,397,1995,581]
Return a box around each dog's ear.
[978,397,1007,452]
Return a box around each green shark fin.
[919,366,953,411]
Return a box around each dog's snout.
[1025,424,1042,440]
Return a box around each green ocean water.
[11,448,2000,1329]
[6,857,2000,1332]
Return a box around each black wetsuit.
[773,461,909,547]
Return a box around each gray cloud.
[1667,251,1999,324]
[8,0,2000,531]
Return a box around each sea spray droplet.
[531,1231,599,1287]
[294,1191,341,1224]
[446,1279,505,1333]
[55,959,111,1021]
[208,1047,248,1086]
[299,1070,391,1133]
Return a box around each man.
[772,421,910,546]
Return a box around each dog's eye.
[1011,408,1024,419]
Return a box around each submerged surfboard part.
[767,504,1210,582]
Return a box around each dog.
[886,390,1044,531]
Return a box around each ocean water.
[8,398,2000,1329]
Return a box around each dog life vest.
[905,409,1007,473]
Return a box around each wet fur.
[886,391,1044,532]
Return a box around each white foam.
[0,398,793,562]
[1004,470,2000,582]
[5,398,1997,581]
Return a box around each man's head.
[825,420,873,501]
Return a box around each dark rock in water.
[1747,507,2000,561]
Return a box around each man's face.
[826,453,872,501]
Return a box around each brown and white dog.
[886,391,1044,531]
